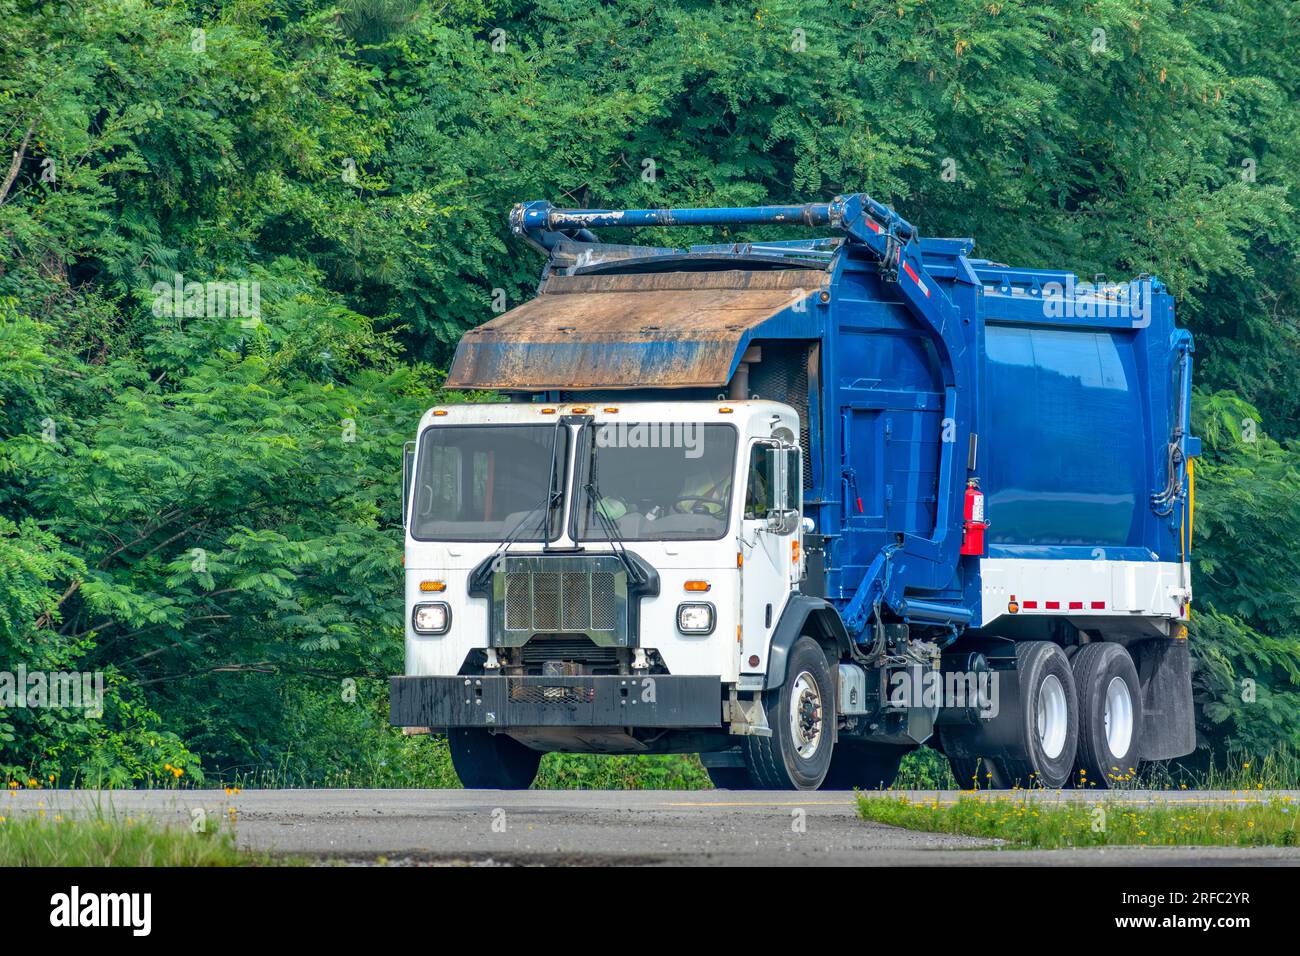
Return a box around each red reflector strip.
[1045,601,1061,610]
[1022,601,1038,609]
[901,260,932,298]
[864,216,882,234]
[1091,600,1106,610]
[1069,601,1084,610]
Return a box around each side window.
[402,440,416,527]
[744,443,778,519]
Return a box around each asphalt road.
[8,789,1300,866]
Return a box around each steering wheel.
[671,495,721,515]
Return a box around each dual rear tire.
[944,640,1143,789]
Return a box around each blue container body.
[794,247,1190,627]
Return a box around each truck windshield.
[410,424,568,542]
[575,423,737,541]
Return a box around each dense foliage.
[1,0,1297,784]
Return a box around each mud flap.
[1134,636,1196,761]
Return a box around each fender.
[764,595,853,689]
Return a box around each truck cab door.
[740,440,801,674]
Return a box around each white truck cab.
[393,400,812,785]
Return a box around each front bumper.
[390,674,722,729]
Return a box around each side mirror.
[763,442,801,534]
[401,440,415,528]
[766,508,799,535]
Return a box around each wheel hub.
[789,671,823,760]
[1103,675,1134,758]
[1035,673,1068,760]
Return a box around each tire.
[447,729,542,789]
[1071,642,1143,789]
[947,756,985,790]
[821,741,906,791]
[938,727,993,789]
[744,636,836,790]
[706,766,753,790]
[993,642,1079,789]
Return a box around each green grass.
[855,792,1300,848]
[0,810,276,866]
[950,744,1300,792]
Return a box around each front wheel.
[447,729,542,789]
[744,636,836,790]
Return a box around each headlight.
[412,602,451,635]
[676,602,715,635]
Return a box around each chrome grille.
[561,572,590,629]
[592,572,617,630]
[505,573,532,631]
[502,567,619,635]
[533,572,561,630]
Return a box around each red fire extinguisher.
[961,478,988,556]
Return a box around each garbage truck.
[390,194,1200,791]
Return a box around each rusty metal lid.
[447,269,827,390]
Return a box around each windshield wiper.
[482,418,566,571]
[580,425,648,588]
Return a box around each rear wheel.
[447,729,542,789]
[1071,642,1143,788]
[993,642,1079,789]
[821,741,906,791]
[946,755,988,790]
[744,637,835,790]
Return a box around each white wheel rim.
[1104,676,1134,757]
[789,671,824,760]
[1036,674,1068,760]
